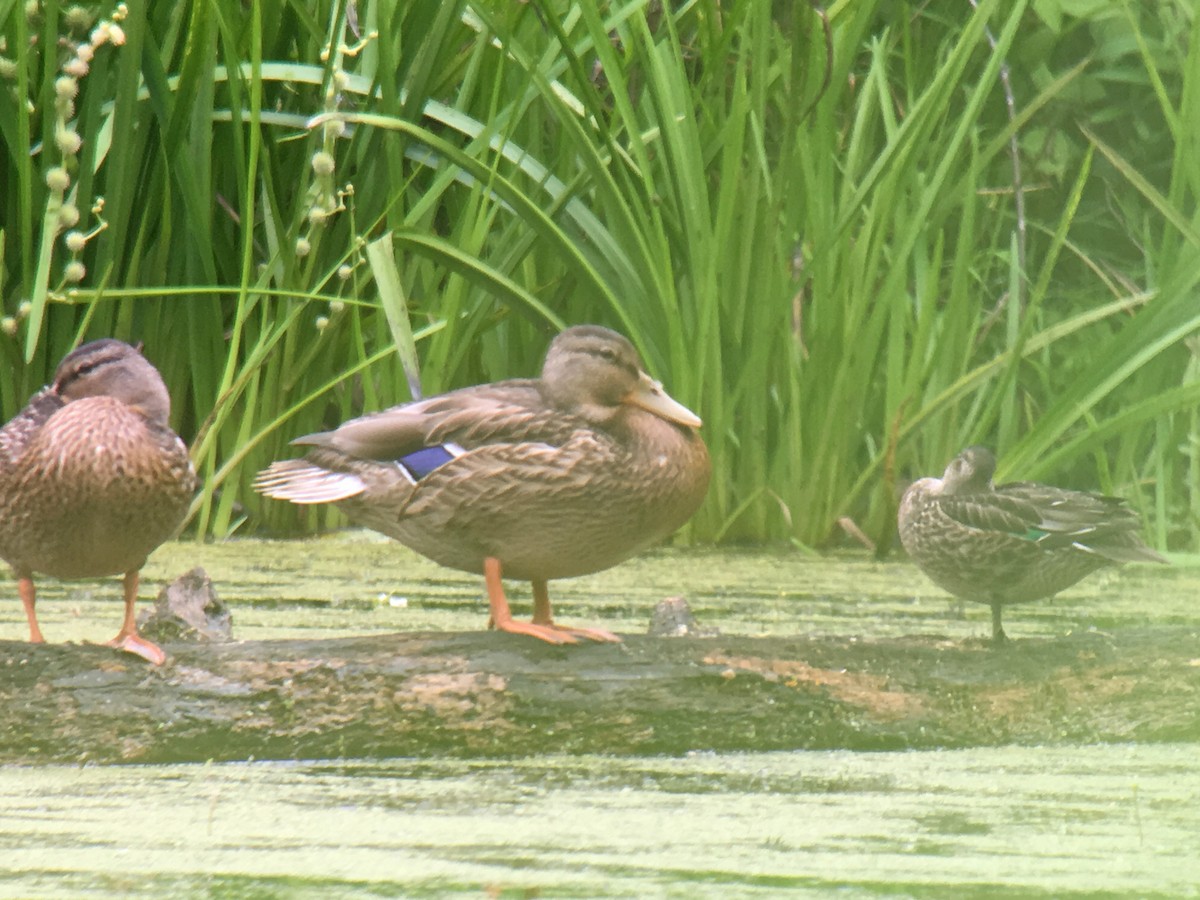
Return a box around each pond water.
[1,744,1197,898]
[4,533,1193,645]
[1,534,1197,896]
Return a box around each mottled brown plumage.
[0,339,196,664]
[256,325,710,643]
[898,446,1166,643]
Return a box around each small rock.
[138,567,233,642]
[647,596,720,637]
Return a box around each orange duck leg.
[103,571,166,666]
[484,557,577,644]
[18,575,46,644]
[531,579,620,643]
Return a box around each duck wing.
[0,388,64,468]
[996,481,1166,563]
[295,379,588,460]
[255,380,596,505]
[935,489,1043,538]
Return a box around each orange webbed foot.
[489,615,579,645]
[542,623,621,643]
[105,632,167,666]
[484,560,621,645]
[529,575,621,643]
[103,570,166,664]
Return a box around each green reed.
[0,1,1197,550]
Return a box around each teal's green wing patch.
[937,493,1042,540]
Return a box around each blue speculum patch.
[399,445,458,480]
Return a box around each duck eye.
[598,346,618,362]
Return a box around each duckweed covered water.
[2,532,1193,644]
[1,534,1196,896]
[0,745,1197,897]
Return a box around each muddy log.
[2,627,1198,764]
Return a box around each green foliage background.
[1,0,1198,550]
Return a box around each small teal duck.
[255,324,711,644]
[0,339,196,664]
[898,446,1167,643]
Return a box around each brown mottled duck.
[255,325,710,644]
[0,339,196,664]
[898,446,1167,644]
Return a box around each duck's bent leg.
[104,571,167,665]
[990,602,1009,647]
[18,575,46,644]
[531,579,621,643]
[484,558,576,644]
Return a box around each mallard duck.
[898,446,1167,643]
[255,324,710,644]
[0,339,196,665]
